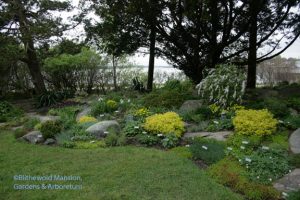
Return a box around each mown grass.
[0,131,241,200]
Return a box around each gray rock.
[44,138,56,145]
[76,106,92,121]
[26,112,60,123]
[183,131,233,141]
[22,131,44,144]
[179,100,203,113]
[86,120,120,139]
[273,169,300,192]
[289,128,300,154]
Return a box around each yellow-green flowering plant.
[78,116,97,123]
[143,112,185,138]
[233,109,278,137]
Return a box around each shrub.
[208,157,281,200]
[106,100,118,111]
[233,109,278,137]
[143,112,185,137]
[190,138,225,165]
[122,121,144,137]
[133,107,150,119]
[262,98,289,118]
[289,154,300,168]
[287,97,300,112]
[0,101,23,122]
[268,131,289,150]
[242,149,291,185]
[287,190,300,200]
[78,116,97,123]
[40,121,62,139]
[23,118,40,130]
[135,134,160,146]
[283,115,300,130]
[14,128,27,139]
[169,147,192,159]
[161,134,179,149]
[196,64,246,109]
[34,123,42,131]
[91,99,118,116]
[104,132,126,147]
[205,118,233,132]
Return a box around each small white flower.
[239,159,242,162]
[100,114,105,117]
[246,165,249,169]
[269,156,272,159]
[98,97,103,101]
[262,146,269,150]
[90,140,95,143]
[257,176,260,179]
[142,131,147,134]
[134,126,139,129]
[157,134,163,137]
[202,145,208,150]
[104,131,109,134]
[115,110,119,113]
[213,120,219,124]
[289,170,292,173]
[245,158,252,163]
[38,135,43,138]
[269,178,272,181]
[227,147,233,151]
[240,146,245,150]
[120,99,124,104]
[185,145,190,147]
[127,99,131,103]
[278,120,284,123]
[242,141,249,144]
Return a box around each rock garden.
[1,65,300,200]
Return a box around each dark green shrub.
[40,121,62,139]
[284,115,300,130]
[122,121,144,137]
[161,134,179,149]
[190,138,225,165]
[289,154,300,168]
[135,134,160,146]
[0,101,23,122]
[104,132,126,147]
[287,97,300,111]
[23,118,40,130]
[263,98,289,118]
[36,90,75,108]
[205,118,233,131]
[287,190,300,200]
[14,128,27,139]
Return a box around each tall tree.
[0,0,74,94]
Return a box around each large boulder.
[179,100,203,113]
[289,128,300,154]
[86,120,120,139]
[22,131,44,144]
[273,169,300,192]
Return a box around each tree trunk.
[112,55,118,90]
[14,0,46,94]
[247,0,259,89]
[208,0,218,69]
[147,24,156,91]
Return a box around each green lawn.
[0,131,241,200]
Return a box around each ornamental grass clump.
[143,112,185,138]
[233,109,278,137]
